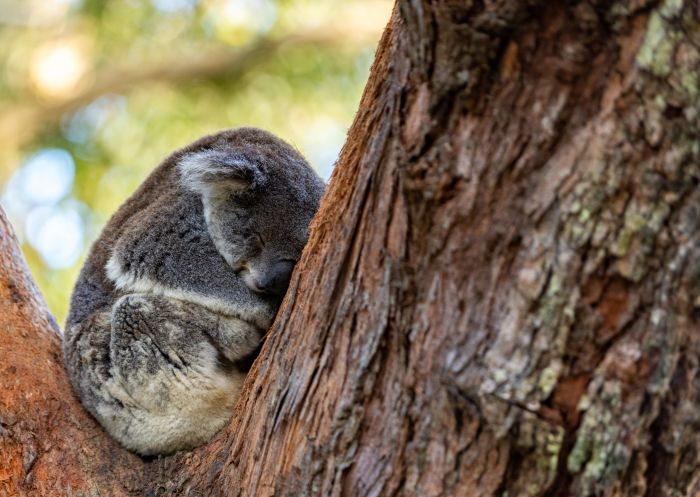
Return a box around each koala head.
[178,128,325,298]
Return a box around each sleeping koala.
[63,128,325,455]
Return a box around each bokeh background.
[0,0,391,324]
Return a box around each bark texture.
[2,1,700,496]
[0,212,145,497]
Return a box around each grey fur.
[63,128,325,455]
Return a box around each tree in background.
[2,1,700,496]
[0,0,390,322]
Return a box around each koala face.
[208,187,317,297]
[178,128,325,299]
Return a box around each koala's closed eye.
[239,229,263,251]
[253,231,265,248]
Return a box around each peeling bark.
[2,1,700,496]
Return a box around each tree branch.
[0,25,382,151]
[0,206,146,496]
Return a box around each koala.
[63,128,325,455]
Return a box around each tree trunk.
[2,1,700,496]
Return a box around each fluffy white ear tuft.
[178,149,262,198]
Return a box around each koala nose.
[251,260,294,296]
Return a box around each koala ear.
[177,149,264,198]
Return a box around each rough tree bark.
[2,1,700,496]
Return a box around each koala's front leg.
[104,293,261,455]
[110,293,262,371]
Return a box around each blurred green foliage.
[0,0,391,325]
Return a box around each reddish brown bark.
[2,1,700,496]
[0,212,145,496]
